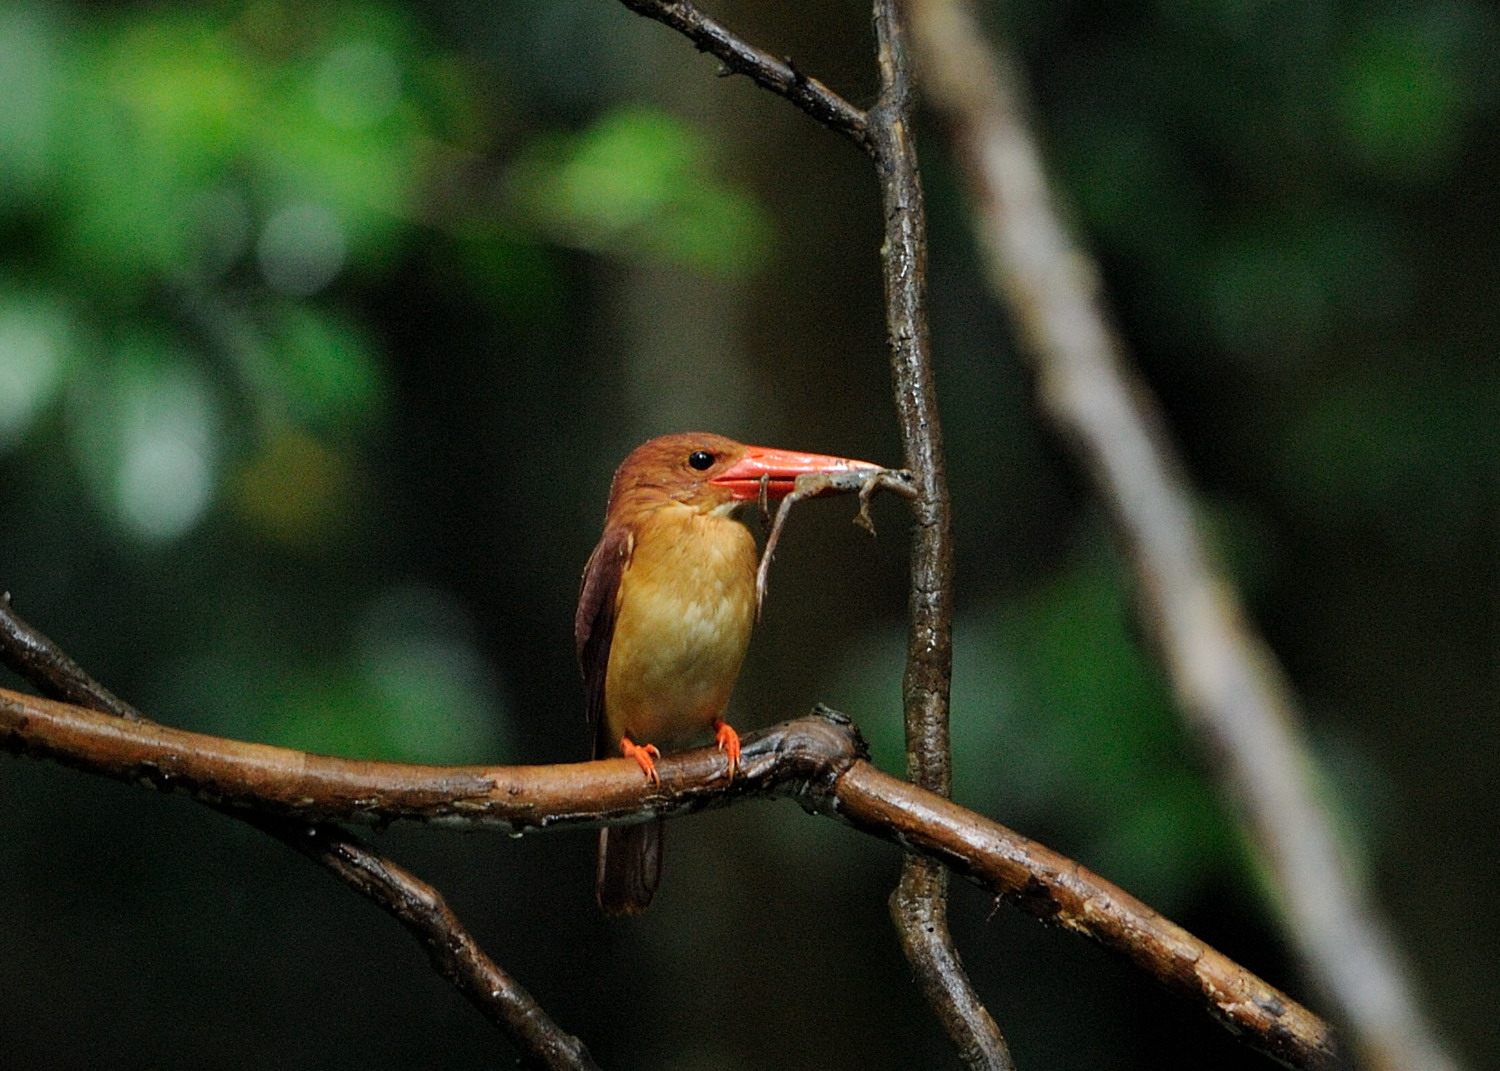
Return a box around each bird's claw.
[621,736,662,785]
[713,718,741,779]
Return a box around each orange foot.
[620,736,661,785]
[712,718,741,778]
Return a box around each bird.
[576,432,881,914]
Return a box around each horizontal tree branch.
[1,684,1337,1070]
[0,683,847,830]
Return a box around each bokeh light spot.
[0,296,69,449]
[111,362,218,541]
[258,201,348,296]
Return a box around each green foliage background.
[1,1,1494,1068]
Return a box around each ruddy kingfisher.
[577,432,882,914]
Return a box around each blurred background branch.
[903,1,1459,1069]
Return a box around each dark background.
[0,1,1494,1067]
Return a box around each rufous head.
[605,432,880,515]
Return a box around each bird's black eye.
[688,450,715,471]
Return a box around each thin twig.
[246,817,597,1071]
[615,0,871,150]
[0,592,145,721]
[901,2,1454,1069]
[866,1,1013,1067]
[0,598,597,1071]
[0,684,1340,1070]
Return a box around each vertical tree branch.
[867,5,1013,1068]
[901,3,1458,1070]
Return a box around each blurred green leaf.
[1335,10,1475,181]
[1272,369,1487,548]
[510,105,773,278]
[36,8,440,294]
[260,304,387,432]
[229,425,352,546]
[0,2,60,200]
[1062,119,1204,261]
[447,228,563,323]
[263,583,509,764]
[264,668,383,758]
[1204,209,1406,360]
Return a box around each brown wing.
[575,523,630,759]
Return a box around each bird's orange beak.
[709,446,882,500]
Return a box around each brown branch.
[0,598,596,1071]
[901,3,1454,1070]
[0,683,839,831]
[866,2,1012,1067]
[0,685,1339,1069]
[615,0,870,150]
[870,0,951,801]
[890,865,1011,1071]
[834,761,1340,1071]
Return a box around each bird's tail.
[596,819,663,915]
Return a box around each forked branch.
[0,679,1338,1070]
[0,595,597,1071]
